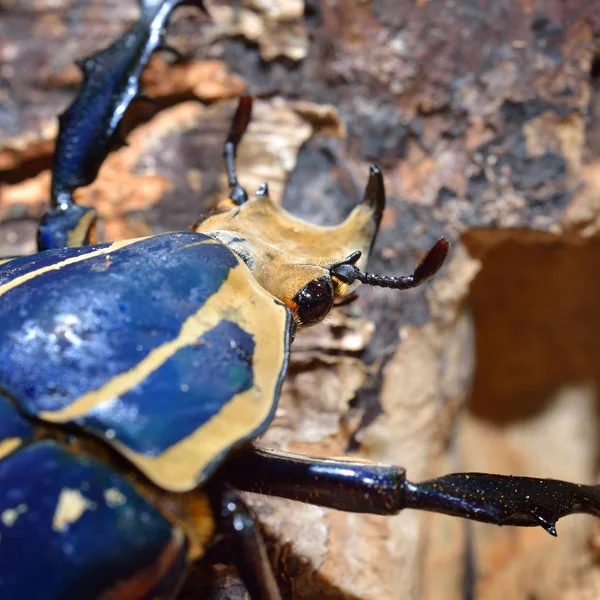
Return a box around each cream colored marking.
[41,256,289,492]
[0,437,22,461]
[103,487,127,508]
[0,258,15,266]
[41,258,273,422]
[0,237,144,300]
[1,503,28,527]
[116,259,290,492]
[66,210,97,248]
[179,239,219,251]
[52,488,97,532]
[42,276,242,421]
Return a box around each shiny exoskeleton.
[1,1,600,599]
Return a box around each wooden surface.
[2,0,600,598]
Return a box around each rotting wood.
[1,1,600,598]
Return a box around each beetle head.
[195,166,449,328]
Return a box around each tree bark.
[1,0,600,598]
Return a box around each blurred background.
[1,0,600,598]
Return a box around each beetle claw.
[405,473,600,534]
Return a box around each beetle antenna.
[331,238,450,290]
[223,96,252,206]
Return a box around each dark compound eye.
[293,278,334,327]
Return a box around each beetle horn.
[319,164,387,263]
[331,237,450,290]
[361,164,385,233]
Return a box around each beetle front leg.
[210,485,282,600]
[38,0,207,251]
[222,447,600,535]
[37,198,97,252]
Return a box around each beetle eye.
[293,278,334,327]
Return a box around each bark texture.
[1,0,600,598]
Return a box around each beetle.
[2,1,600,599]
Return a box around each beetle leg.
[222,447,600,536]
[37,201,98,252]
[211,484,282,600]
[38,0,206,251]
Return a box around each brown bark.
[1,0,600,598]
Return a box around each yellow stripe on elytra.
[0,237,144,299]
[116,259,290,492]
[40,251,289,492]
[66,210,97,248]
[0,437,22,460]
[40,264,239,422]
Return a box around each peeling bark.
[1,0,600,598]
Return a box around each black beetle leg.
[38,0,206,251]
[221,447,600,536]
[210,484,282,600]
[223,96,253,206]
[221,447,407,515]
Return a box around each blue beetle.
[2,1,600,599]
